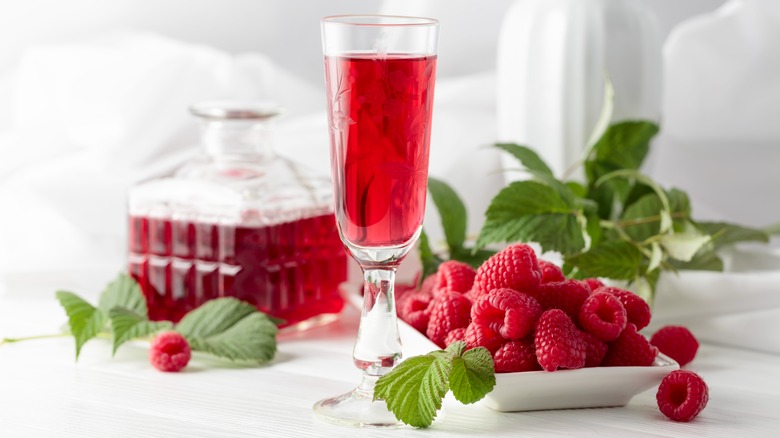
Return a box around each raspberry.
[493,338,541,373]
[471,288,542,340]
[463,287,478,302]
[581,278,605,293]
[650,325,699,367]
[426,292,472,348]
[444,327,467,347]
[581,331,608,367]
[149,331,191,372]
[393,281,418,304]
[578,292,628,341]
[397,290,433,334]
[539,260,565,284]
[419,274,438,296]
[435,260,476,295]
[464,323,504,354]
[598,286,652,330]
[602,323,658,367]
[536,280,590,320]
[473,244,541,298]
[534,309,586,372]
[656,370,709,422]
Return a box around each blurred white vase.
[652,0,780,229]
[496,0,661,179]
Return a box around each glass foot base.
[313,381,403,428]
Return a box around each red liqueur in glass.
[324,54,437,248]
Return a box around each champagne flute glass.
[314,15,439,427]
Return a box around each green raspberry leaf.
[764,222,780,235]
[623,182,656,210]
[667,188,692,224]
[647,242,663,273]
[671,245,724,271]
[98,273,147,318]
[621,193,665,241]
[176,298,255,337]
[428,177,468,252]
[495,143,554,176]
[584,121,660,218]
[495,143,577,204]
[449,346,496,405]
[660,224,711,262]
[175,298,277,362]
[565,240,643,280]
[587,121,659,174]
[476,180,585,255]
[696,221,769,249]
[586,167,630,219]
[374,342,497,428]
[566,181,588,198]
[444,340,466,356]
[55,291,106,359]
[585,213,604,249]
[109,307,172,355]
[374,353,453,428]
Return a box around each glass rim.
[321,14,438,27]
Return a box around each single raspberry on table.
[464,323,504,354]
[471,288,542,340]
[598,286,652,330]
[581,278,605,293]
[538,260,565,284]
[494,338,541,373]
[578,292,628,341]
[581,330,608,367]
[444,327,467,347]
[426,292,472,348]
[534,309,587,372]
[149,331,191,372]
[397,290,433,334]
[602,323,658,367]
[536,279,590,320]
[435,260,476,295]
[651,325,699,367]
[472,243,542,298]
[656,370,709,422]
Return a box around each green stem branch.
[1,332,111,346]
[1,333,71,345]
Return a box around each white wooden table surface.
[2,294,779,438]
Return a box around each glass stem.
[353,268,403,378]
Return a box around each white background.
[0,0,726,84]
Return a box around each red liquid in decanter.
[128,213,346,325]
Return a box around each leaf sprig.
[374,341,496,428]
[52,273,278,363]
[422,121,773,302]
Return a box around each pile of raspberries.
[397,243,707,422]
